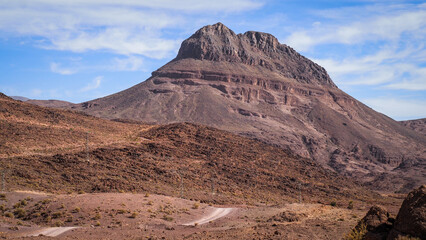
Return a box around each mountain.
[10,96,30,101]
[55,23,424,192]
[1,92,381,205]
[400,118,426,135]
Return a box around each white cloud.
[30,89,42,97]
[50,62,75,75]
[80,76,102,92]
[0,0,262,58]
[112,56,144,71]
[285,6,426,51]
[9,0,262,12]
[362,97,426,120]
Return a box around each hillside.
[0,93,145,158]
[62,23,425,193]
[400,118,426,135]
[0,92,383,205]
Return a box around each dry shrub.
[344,222,367,240]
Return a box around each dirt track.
[182,207,235,226]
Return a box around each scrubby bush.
[52,212,62,219]
[13,208,26,218]
[54,221,63,227]
[348,200,354,209]
[192,202,200,209]
[4,212,13,218]
[162,215,174,222]
[344,222,367,240]
[93,213,101,220]
[330,201,337,207]
[129,212,138,218]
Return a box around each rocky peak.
[174,22,337,88]
[192,22,236,38]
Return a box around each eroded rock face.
[175,22,335,87]
[50,23,425,192]
[388,185,426,239]
[354,186,426,240]
[356,206,394,240]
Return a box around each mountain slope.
[0,92,145,158]
[400,118,426,135]
[0,92,382,205]
[66,23,424,192]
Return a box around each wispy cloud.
[50,62,76,75]
[112,56,144,71]
[285,4,426,51]
[0,0,262,58]
[362,97,426,120]
[30,89,42,97]
[286,3,426,94]
[80,76,102,92]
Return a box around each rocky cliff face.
[174,23,335,87]
[63,23,425,193]
[354,185,425,239]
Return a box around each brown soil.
[0,93,147,158]
[0,191,403,240]
[50,23,426,193]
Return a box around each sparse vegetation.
[20,199,28,206]
[72,207,81,213]
[162,215,174,222]
[13,208,26,218]
[130,212,138,218]
[348,200,354,209]
[0,193,6,200]
[192,202,200,209]
[117,209,127,214]
[344,222,367,240]
[95,221,101,226]
[330,201,337,207]
[93,212,101,220]
[52,212,62,218]
[4,212,13,218]
[54,221,64,227]
[41,199,51,205]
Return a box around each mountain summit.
[54,23,425,192]
[173,22,335,87]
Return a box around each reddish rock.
[356,206,393,240]
[388,185,426,239]
[30,23,426,193]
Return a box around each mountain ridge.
[22,23,426,193]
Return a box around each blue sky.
[0,0,425,120]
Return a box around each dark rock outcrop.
[353,185,426,240]
[388,185,426,239]
[356,205,394,240]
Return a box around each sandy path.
[28,227,78,237]
[183,207,235,226]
